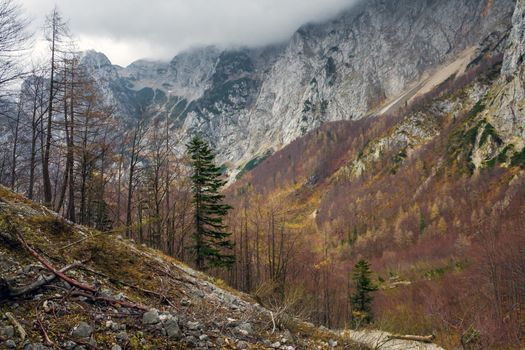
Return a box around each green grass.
[236,150,273,179]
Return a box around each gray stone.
[24,344,51,350]
[186,321,200,330]
[111,345,122,350]
[164,318,181,339]
[0,325,14,338]
[71,322,92,338]
[105,320,120,331]
[270,342,281,349]
[63,340,77,350]
[5,339,16,348]
[142,309,160,325]
[328,339,338,348]
[116,331,129,343]
[235,322,252,336]
[236,340,248,350]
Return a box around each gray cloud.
[22,0,356,66]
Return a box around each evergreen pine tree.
[187,135,235,269]
[350,259,377,325]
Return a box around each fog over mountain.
[23,0,358,66]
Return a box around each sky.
[21,0,356,67]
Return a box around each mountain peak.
[79,49,113,69]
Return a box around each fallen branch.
[386,334,435,343]
[16,234,149,312]
[35,311,55,347]
[5,261,81,297]
[17,234,97,293]
[5,312,27,341]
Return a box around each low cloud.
[22,0,356,66]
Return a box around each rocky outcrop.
[502,0,525,76]
[80,0,515,177]
[473,0,525,164]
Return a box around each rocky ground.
[0,186,363,350]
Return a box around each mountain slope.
[220,1,525,348]
[0,186,362,350]
[80,0,515,178]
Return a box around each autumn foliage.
[223,56,525,348]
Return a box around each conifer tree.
[350,259,377,325]
[187,135,234,269]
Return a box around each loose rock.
[24,344,51,350]
[142,309,160,325]
[236,340,248,349]
[186,321,200,330]
[63,340,77,350]
[0,325,15,338]
[164,318,181,339]
[236,322,252,335]
[71,322,92,338]
[116,331,129,343]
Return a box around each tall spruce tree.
[187,135,234,269]
[350,259,377,325]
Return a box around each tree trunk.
[10,101,21,190]
[42,15,57,208]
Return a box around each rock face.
[81,0,515,176]
[477,0,525,158]
[502,0,525,76]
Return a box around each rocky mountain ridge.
[79,0,516,179]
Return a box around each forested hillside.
[222,3,525,347]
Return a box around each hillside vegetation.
[0,186,362,349]
[224,54,525,349]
